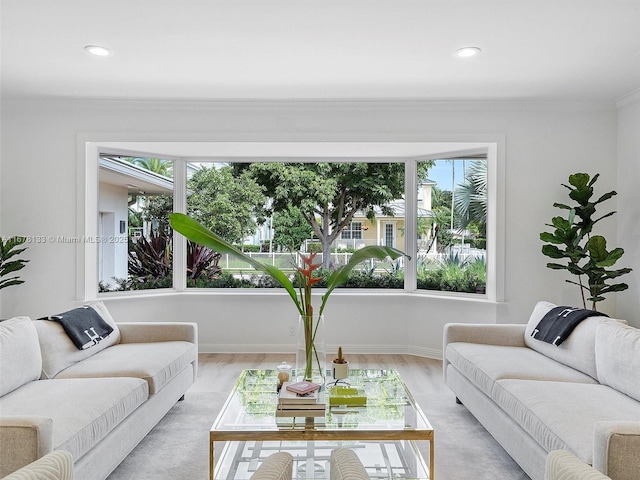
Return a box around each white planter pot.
[332,361,349,380]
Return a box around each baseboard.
[198,343,443,360]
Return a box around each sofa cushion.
[53,341,196,394]
[493,379,640,465]
[0,317,42,396]
[34,301,120,379]
[524,301,618,379]
[446,342,597,399]
[0,377,148,461]
[595,320,640,401]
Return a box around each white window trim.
[78,137,504,303]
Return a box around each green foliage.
[272,206,313,251]
[308,242,323,253]
[128,207,143,228]
[236,161,431,269]
[169,213,409,316]
[125,157,173,177]
[0,236,29,290]
[429,186,453,251]
[236,244,261,253]
[128,231,172,282]
[187,165,266,244]
[187,241,221,280]
[103,231,222,291]
[416,255,486,293]
[188,272,254,289]
[540,173,631,310]
[454,160,487,236]
[141,194,173,234]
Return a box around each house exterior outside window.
[341,222,363,240]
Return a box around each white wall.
[616,92,640,326]
[98,182,128,286]
[0,98,623,355]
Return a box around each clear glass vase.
[295,314,326,383]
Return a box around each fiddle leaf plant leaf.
[541,244,567,259]
[539,232,563,244]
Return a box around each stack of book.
[276,381,326,417]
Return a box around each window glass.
[98,156,173,291]
[184,161,406,289]
[417,158,487,294]
[341,222,363,240]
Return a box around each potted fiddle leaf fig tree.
[539,173,631,311]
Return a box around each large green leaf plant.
[540,173,631,310]
[170,212,410,380]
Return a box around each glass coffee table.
[210,369,434,480]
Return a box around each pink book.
[286,381,321,396]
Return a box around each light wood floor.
[189,353,448,398]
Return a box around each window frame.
[80,139,503,303]
[341,221,363,240]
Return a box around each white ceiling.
[2,0,639,102]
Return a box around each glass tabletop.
[211,369,432,437]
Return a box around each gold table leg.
[209,438,214,480]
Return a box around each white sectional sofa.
[0,302,198,480]
[443,301,640,480]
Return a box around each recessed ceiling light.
[84,45,112,56]
[456,47,481,58]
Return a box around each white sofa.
[443,301,640,480]
[0,302,198,480]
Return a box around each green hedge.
[102,265,486,293]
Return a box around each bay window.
[87,141,498,301]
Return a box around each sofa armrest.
[330,448,369,480]
[545,450,610,480]
[592,421,640,480]
[249,452,293,480]
[2,450,74,480]
[0,417,54,478]
[117,322,198,345]
[443,323,526,347]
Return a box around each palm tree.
[130,157,173,177]
[454,160,487,237]
[430,186,453,252]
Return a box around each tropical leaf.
[0,236,29,290]
[169,213,303,315]
[320,245,409,315]
[170,212,410,317]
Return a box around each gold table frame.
[210,369,434,480]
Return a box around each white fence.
[217,246,485,272]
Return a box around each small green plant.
[0,236,29,290]
[540,173,631,310]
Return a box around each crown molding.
[2,96,616,114]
